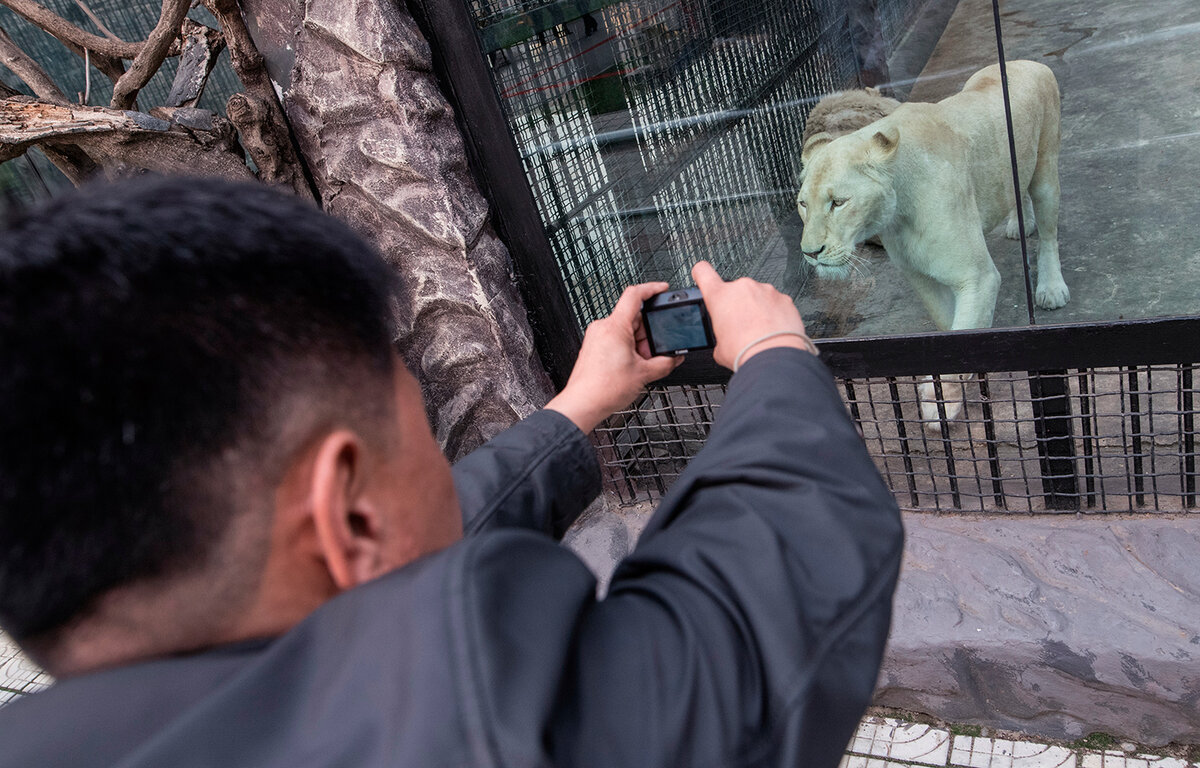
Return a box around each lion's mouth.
[804,253,847,268]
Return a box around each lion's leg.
[900,269,955,331]
[1030,159,1069,309]
[1004,194,1036,240]
[948,262,1001,331]
[918,374,968,429]
[915,254,998,429]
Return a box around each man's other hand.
[691,261,812,370]
[546,282,683,433]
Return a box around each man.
[0,176,902,767]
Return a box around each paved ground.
[778,0,1200,339]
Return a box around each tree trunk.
[238,0,555,460]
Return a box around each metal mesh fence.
[597,364,1200,514]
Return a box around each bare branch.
[62,39,126,86]
[71,0,120,42]
[110,0,191,109]
[205,0,313,197]
[164,19,224,108]
[0,25,68,104]
[0,0,142,59]
[0,97,253,179]
[39,143,98,184]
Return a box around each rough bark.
[0,98,251,179]
[205,0,311,197]
[257,0,554,458]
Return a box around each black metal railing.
[597,317,1200,513]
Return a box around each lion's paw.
[1035,279,1070,309]
[920,399,963,430]
[918,378,964,429]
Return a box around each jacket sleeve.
[452,409,602,539]
[541,347,904,768]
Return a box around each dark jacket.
[0,348,903,767]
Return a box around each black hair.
[0,176,398,642]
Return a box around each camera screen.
[646,303,708,352]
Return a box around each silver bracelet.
[732,330,819,373]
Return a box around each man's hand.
[691,261,812,370]
[546,282,683,433]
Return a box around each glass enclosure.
[467,0,1200,341]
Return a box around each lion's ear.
[871,126,899,159]
[801,132,833,165]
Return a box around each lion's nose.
[803,246,825,259]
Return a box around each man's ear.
[308,430,383,590]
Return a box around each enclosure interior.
[465,0,1200,512]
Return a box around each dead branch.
[0,25,67,104]
[226,92,300,188]
[110,0,191,109]
[205,0,312,197]
[164,19,225,108]
[39,143,98,184]
[62,39,126,87]
[0,0,142,59]
[71,0,120,42]
[0,97,252,180]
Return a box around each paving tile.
[849,717,951,767]
[951,735,1078,768]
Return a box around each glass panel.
[991,0,1200,326]
[470,0,1037,341]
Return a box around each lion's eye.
[798,200,807,209]
[831,198,848,209]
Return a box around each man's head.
[0,176,460,673]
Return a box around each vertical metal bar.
[843,380,863,429]
[1076,370,1097,508]
[1127,366,1145,506]
[989,0,1037,325]
[932,376,961,510]
[1028,370,1079,510]
[1183,364,1195,508]
[887,377,920,507]
[1145,368,1160,506]
[407,0,584,387]
[976,373,1006,510]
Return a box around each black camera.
[641,286,716,357]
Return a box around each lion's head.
[797,126,899,280]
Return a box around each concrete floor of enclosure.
[780,0,1200,339]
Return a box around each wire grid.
[877,0,933,52]
[599,365,1200,513]
[595,383,725,500]
[477,0,875,329]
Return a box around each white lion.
[797,60,1069,423]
